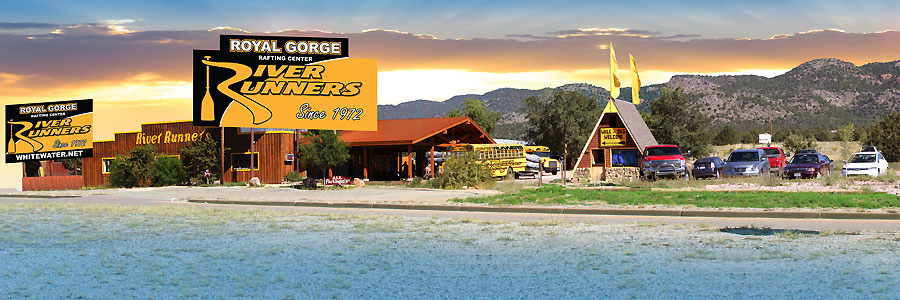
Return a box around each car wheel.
[505,167,515,181]
[552,171,557,175]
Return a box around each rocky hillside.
[665,58,900,129]
[377,58,900,139]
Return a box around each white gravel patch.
[0,203,898,299]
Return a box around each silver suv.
[723,149,770,177]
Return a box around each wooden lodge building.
[573,99,658,182]
[21,117,493,190]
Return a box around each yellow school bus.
[524,145,560,175]
[449,143,527,178]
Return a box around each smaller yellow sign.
[599,128,627,147]
[6,99,93,163]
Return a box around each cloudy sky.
[1,0,900,186]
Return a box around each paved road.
[4,194,900,232]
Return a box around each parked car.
[783,153,832,179]
[842,151,889,177]
[757,146,789,174]
[691,157,725,179]
[859,146,879,153]
[724,149,771,177]
[640,145,687,180]
[796,149,818,154]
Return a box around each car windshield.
[531,151,551,157]
[728,151,759,162]
[646,147,681,156]
[849,154,876,163]
[762,149,780,157]
[790,155,818,164]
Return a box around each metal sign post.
[220,127,225,185]
[538,165,542,187]
[250,128,255,180]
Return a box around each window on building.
[591,149,605,165]
[611,149,640,167]
[102,158,115,174]
[231,153,260,171]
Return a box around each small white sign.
[758,133,772,144]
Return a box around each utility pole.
[250,128,255,180]
[767,107,773,147]
[220,127,225,185]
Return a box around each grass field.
[453,185,900,209]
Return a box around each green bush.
[863,113,900,162]
[108,154,137,188]
[837,123,856,159]
[646,88,714,157]
[151,157,188,186]
[179,136,222,183]
[713,126,740,146]
[408,176,425,188]
[431,152,494,189]
[782,133,818,154]
[284,171,303,182]
[108,145,157,188]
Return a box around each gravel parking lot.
[1,203,898,299]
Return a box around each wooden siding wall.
[577,113,640,169]
[22,176,83,191]
[224,131,294,184]
[83,121,296,187]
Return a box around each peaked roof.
[340,117,494,146]
[612,100,657,150]
[574,99,658,168]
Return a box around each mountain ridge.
[377,58,900,139]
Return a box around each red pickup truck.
[640,145,688,180]
[757,146,789,174]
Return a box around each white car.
[842,152,889,177]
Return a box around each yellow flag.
[630,53,641,105]
[609,43,620,99]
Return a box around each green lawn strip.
[453,186,900,209]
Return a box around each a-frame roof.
[613,100,657,150]
[574,99,658,168]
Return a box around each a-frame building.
[573,99,657,182]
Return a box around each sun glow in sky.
[1,0,900,188]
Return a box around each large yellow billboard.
[5,99,93,163]
[193,35,377,131]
